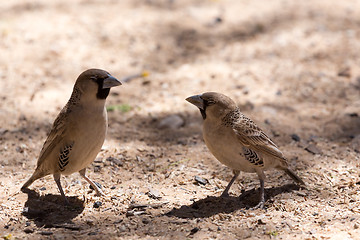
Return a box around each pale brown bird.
[21,69,122,204]
[186,92,305,209]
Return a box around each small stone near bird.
[305,144,322,155]
[291,134,301,142]
[148,188,162,199]
[158,114,185,129]
[194,176,208,185]
[93,201,102,208]
[190,227,200,235]
[106,156,124,167]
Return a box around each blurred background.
[1,0,359,138]
[0,0,359,239]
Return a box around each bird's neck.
[81,97,106,112]
[67,93,106,114]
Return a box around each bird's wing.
[36,107,69,168]
[232,113,287,165]
[242,147,264,167]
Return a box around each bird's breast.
[202,121,256,173]
[60,107,107,175]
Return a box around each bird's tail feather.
[284,168,305,185]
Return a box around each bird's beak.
[102,75,122,89]
[186,94,204,110]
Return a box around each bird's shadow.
[21,188,85,227]
[166,184,301,218]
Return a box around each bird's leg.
[252,170,265,209]
[53,173,69,205]
[221,170,240,198]
[79,168,104,196]
[252,179,265,209]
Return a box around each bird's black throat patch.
[200,108,206,119]
[97,88,110,99]
[199,98,215,120]
[96,79,110,99]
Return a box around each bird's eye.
[204,99,215,106]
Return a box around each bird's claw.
[250,201,265,210]
[95,190,105,197]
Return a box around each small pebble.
[114,219,123,224]
[0,128,8,135]
[86,220,94,226]
[24,228,34,234]
[106,156,123,167]
[194,176,208,185]
[142,218,150,224]
[93,201,102,208]
[190,227,200,235]
[118,225,127,232]
[158,114,185,129]
[294,190,307,197]
[338,67,351,78]
[348,113,358,117]
[126,210,145,217]
[93,165,101,172]
[257,219,266,225]
[148,188,162,199]
[272,130,280,137]
[291,134,300,142]
[214,17,222,23]
[305,144,322,155]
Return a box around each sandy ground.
[1,0,360,239]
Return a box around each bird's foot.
[95,189,105,197]
[250,201,265,210]
[88,181,105,196]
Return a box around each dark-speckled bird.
[186,92,305,209]
[21,69,122,204]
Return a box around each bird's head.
[186,92,237,120]
[74,69,122,101]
